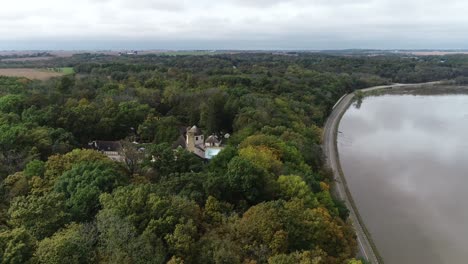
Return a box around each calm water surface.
[338,94,468,264]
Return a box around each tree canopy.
[2,51,452,263]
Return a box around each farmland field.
[159,50,219,56]
[0,56,54,62]
[408,51,468,56]
[0,68,73,80]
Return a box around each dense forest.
[0,52,466,264]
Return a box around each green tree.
[56,75,75,94]
[34,223,96,264]
[196,230,243,264]
[41,149,109,191]
[3,172,30,201]
[165,220,198,259]
[24,160,45,178]
[239,145,283,176]
[116,101,151,136]
[8,192,70,239]
[97,185,202,262]
[268,250,327,264]
[199,91,230,134]
[0,228,36,264]
[58,98,100,143]
[0,94,25,114]
[205,145,237,174]
[154,116,181,144]
[146,143,203,180]
[226,156,277,204]
[277,175,318,208]
[97,209,166,264]
[137,114,160,142]
[203,196,233,225]
[119,139,145,176]
[54,161,127,221]
[153,172,206,204]
[0,123,35,177]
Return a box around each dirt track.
[322,81,442,264]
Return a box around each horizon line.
[3,48,468,52]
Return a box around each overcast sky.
[2,0,468,50]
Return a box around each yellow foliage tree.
[239,145,282,176]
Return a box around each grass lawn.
[59,67,75,74]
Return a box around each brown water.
[338,94,468,264]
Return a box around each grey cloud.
[118,0,187,12]
[222,0,292,7]
[2,0,468,50]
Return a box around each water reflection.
[338,94,468,264]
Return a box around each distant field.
[55,67,75,74]
[159,50,219,56]
[1,56,54,62]
[408,51,468,56]
[0,67,74,80]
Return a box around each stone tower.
[186,125,203,153]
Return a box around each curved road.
[322,81,442,264]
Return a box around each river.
[338,93,468,263]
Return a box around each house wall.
[186,132,196,152]
[103,151,124,162]
[193,148,205,159]
[195,135,204,146]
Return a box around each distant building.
[88,140,124,162]
[118,50,138,56]
[173,125,225,160]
